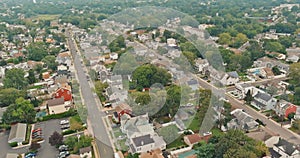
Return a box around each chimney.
[141,141,144,146]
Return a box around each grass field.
[28,14,61,21]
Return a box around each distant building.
[251,92,277,111]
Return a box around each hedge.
[40,109,77,121]
[9,142,18,147]
[62,129,76,135]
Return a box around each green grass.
[30,14,61,21]
[22,124,32,145]
[28,85,43,89]
[157,124,180,144]
[166,134,186,149]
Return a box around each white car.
[60,120,69,125]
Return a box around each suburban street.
[66,31,114,158]
[195,76,300,145]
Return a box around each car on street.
[58,151,70,158]
[25,153,36,158]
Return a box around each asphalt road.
[0,131,28,158]
[195,75,300,145]
[66,31,114,158]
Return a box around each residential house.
[79,146,92,158]
[167,38,177,47]
[295,107,300,120]
[57,52,72,67]
[225,71,240,85]
[235,83,254,99]
[275,100,297,118]
[187,79,199,91]
[47,98,70,115]
[194,58,209,73]
[140,148,164,158]
[208,67,239,86]
[183,132,212,146]
[227,109,259,131]
[251,92,277,111]
[113,103,132,122]
[110,53,118,60]
[262,67,275,79]
[8,123,27,144]
[254,57,289,74]
[272,138,300,158]
[54,87,72,101]
[120,114,166,153]
[286,55,299,63]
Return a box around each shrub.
[41,109,77,121]
[9,142,18,147]
[62,129,76,135]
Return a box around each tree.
[42,55,58,71]
[131,64,171,90]
[246,41,265,60]
[94,81,108,102]
[196,143,215,158]
[266,86,278,96]
[289,63,300,85]
[264,41,285,54]
[3,68,28,90]
[27,69,37,84]
[244,90,253,104]
[0,59,7,66]
[2,97,36,124]
[27,42,48,61]
[218,33,232,45]
[294,87,300,105]
[49,131,63,146]
[272,66,281,75]
[134,92,151,105]
[232,33,248,48]
[0,88,25,107]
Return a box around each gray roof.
[79,146,91,154]
[187,79,197,85]
[6,153,19,158]
[227,71,239,78]
[47,98,65,107]
[8,123,27,142]
[132,134,154,147]
[275,139,298,156]
[254,92,272,102]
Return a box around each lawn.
[30,14,61,21]
[166,134,186,149]
[116,139,128,151]
[69,114,84,131]
[157,124,180,144]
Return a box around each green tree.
[232,33,248,48]
[294,87,300,105]
[246,41,265,60]
[0,88,25,107]
[196,143,215,158]
[264,41,285,54]
[218,33,232,45]
[272,66,281,75]
[2,97,36,123]
[134,92,151,105]
[94,81,108,102]
[289,63,300,85]
[244,90,253,104]
[3,68,28,90]
[27,69,37,84]
[42,55,58,71]
[183,51,197,66]
[131,64,171,91]
[27,42,48,61]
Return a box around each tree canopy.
[0,88,25,107]
[130,64,171,91]
[2,97,36,124]
[3,68,28,90]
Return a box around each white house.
[195,58,209,73]
[227,109,259,131]
[272,138,300,158]
[8,123,27,144]
[79,146,92,158]
[251,92,277,111]
[110,53,118,60]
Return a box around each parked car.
[60,120,69,125]
[58,145,69,151]
[25,153,36,158]
[32,128,42,133]
[58,151,70,158]
[61,124,70,130]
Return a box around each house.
[275,100,297,118]
[167,38,177,47]
[110,53,118,60]
[8,123,27,144]
[251,92,277,111]
[286,55,299,63]
[227,109,259,131]
[272,138,300,158]
[57,52,72,67]
[47,98,70,115]
[262,67,274,78]
[140,148,164,158]
[208,66,239,86]
[79,146,92,158]
[113,103,132,122]
[235,83,254,99]
[54,87,72,101]
[294,107,300,120]
[194,58,209,73]
[254,57,289,74]
[187,79,199,91]
[183,132,212,146]
[42,72,51,80]
[225,71,240,85]
[120,114,166,153]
